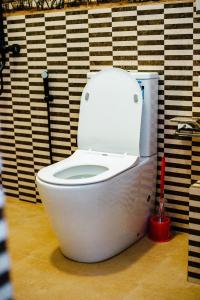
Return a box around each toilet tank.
[86,71,158,157]
[129,72,158,157]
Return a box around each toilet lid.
[78,68,143,156]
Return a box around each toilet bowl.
[36,68,158,262]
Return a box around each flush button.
[134,94,138,103]
[85,92,89,101]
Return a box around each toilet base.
[37,155,157,263]
[60,234,145,263]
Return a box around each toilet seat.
[37,149,139,186]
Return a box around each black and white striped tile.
[192,6,200,185]
[0,17,18,199]
[7,15,36,203]
[137,4,165,210]
[26,13,47,202]
[163,2,194,231]
[46,12,70,162]
[0,187,12,299]
[66,10,89,153]
[188,182,200,284]
[89,8,113,71]
[112,6,137,70]
[0,1,197,232]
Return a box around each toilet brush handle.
[159,156,166,221]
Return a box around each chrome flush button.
[85,92,89,101]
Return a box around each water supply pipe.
[41,70,54,164]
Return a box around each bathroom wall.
[188,182,200,284]
[0,0,199,235]
[0,175,12,299]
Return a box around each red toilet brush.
[148,155,172,242]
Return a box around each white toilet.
[36,68,158,263]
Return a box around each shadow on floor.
[50,237,155,276]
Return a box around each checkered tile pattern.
[0,186,12,299]
[7,15,36,203]
[0,0,197,221]
[188,182,200,284]
[188,8,200,283]
[163,1,194,232]
[26,13,48,202]
[66,10,89,153]
[1,3,200,280]
[112,6,137,70]
[0,16,18,199]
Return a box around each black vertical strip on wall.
[0,16,19,199]
[7,15,36,203]
[66,9,90,154]
[163,1,194,232]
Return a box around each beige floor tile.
[5,197,200,300]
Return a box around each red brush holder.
[148,215,172,242]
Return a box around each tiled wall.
[0,1,199,235]
[0,171,12,299]
[188,182,200,284]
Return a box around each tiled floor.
[5,198,200,300]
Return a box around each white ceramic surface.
[36,68,158,262]
[78,68,143,156]
[37,156,157,262]
[37,149,139,185]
